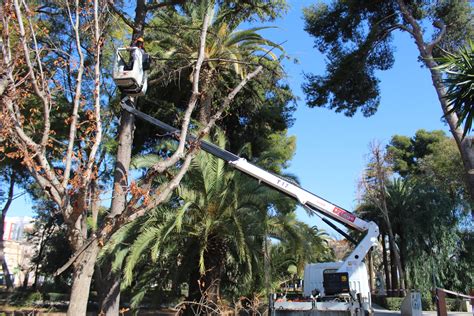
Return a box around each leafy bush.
[385,297,404,311]
[43,292,68,301]
[8,291,42,306]
[421,294,435,311]
[26,292,42,305]
[373,295,466,312]
[446,298,465,311]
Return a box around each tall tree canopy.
[1,0,294,314]
[357,130,473,298]
[132,2,295,158]
[302,0,474,202]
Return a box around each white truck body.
[271,262,371,316]
[303,262,370,300]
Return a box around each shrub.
[44,292,68,301]
[446,298,464,312]
[8,291,42,307]
[25,291,42,305]
[384,297,404,311]
[421,292,435,311]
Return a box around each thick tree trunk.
[389,239,399,296]
[101,0,146,311]
[96,264,121,315]
[264,236,271,298]
[381,232,391,292]
[187,257,202,302]
[22,271,29,288]
[185,236,226,315]
[198,71,214,125]
[399,235,409,289]
[0,170,15,289]
[201,237,226,310]
[67,240,99,316]
[425,60,474,207]
[383,211,405,295]
[109,108,136,218]
[101,101,135,315]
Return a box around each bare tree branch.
[396,0,427,55]
[383,24,415,37]
[0,77,8,97]
[122,65,264,225]
[3,98,64,203]
[62,0,85,189]
[13,0,52,152]
[199,65,263,137]
[426,20,446,55]
[107,0,136,30]
[24,1,52,151]
[147,62,194,86]
[146,0,185,11]
[83,0,104,185]
[148,5,212,174]
[126,150,196,222]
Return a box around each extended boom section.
[121,98,370,231]
[120,99,379,316]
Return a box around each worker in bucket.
[124,37,146,71]
[133,37,146,53]
[131,37,150,71]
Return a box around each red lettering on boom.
[332,207,356,222]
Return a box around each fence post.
[436,288,447,316]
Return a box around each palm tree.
[147,0,283,124]
[437,41,474,138]
[268,219,332,286]
[106,132,300,310]
[357,177,416,294]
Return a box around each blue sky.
[8,1,450,237]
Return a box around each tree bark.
[264,236,271,298]
[96,267,121,316]
[67,240,99,316]
[381,232,391,292]
[389,238,399,296]
[387,221,404,295]
[186,236,226,315]
[425,60,474,207]
[399,234,409,290]
[101,1,146,312]
[201,236,226,311]
[0,170,15,289]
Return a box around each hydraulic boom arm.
[120,98,379,272]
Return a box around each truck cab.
[306,261,371,311]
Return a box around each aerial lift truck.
[113,48,379,316]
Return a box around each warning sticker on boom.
[332,207,356,222]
